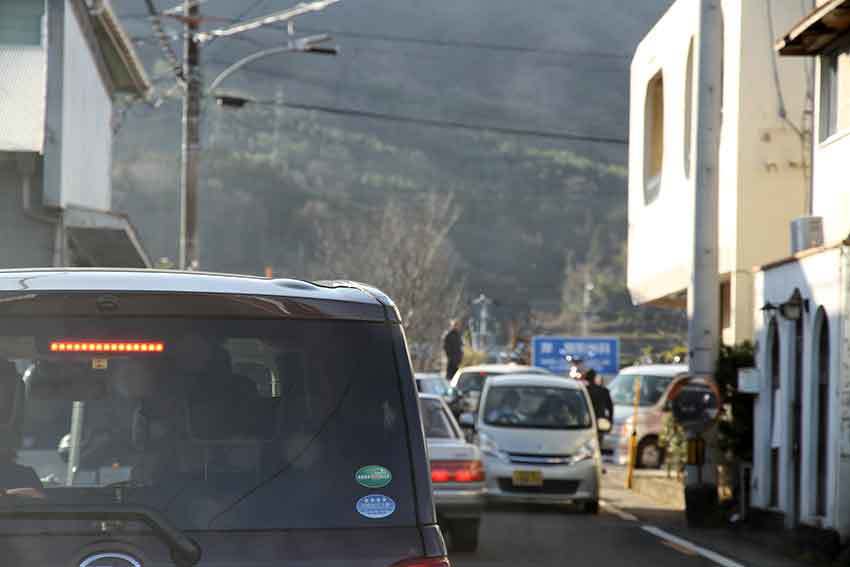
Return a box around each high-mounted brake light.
[50,341,165,353]
[391,557,450,567]
[430,460,484,483]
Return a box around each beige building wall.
[628,0,809,345]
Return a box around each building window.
[815,310,830,517]
[643,71,664,205]
[0,0,43,45]
[720,281,731,333]
[684,38,694,178]
[820,45,850,141]
[768,318,780,508]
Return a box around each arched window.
[768,318,780,508]
[815,310,830,517]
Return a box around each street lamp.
[207,34,338,95]
[172,0,340,270]
[779,289,808,321]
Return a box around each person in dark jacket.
[582,368,613,446]
[442,319,464,381]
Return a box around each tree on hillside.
[309,193,466,371]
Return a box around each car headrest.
[24,361,107,401]
[0,361,24,450]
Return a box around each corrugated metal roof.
[0,46,45,152]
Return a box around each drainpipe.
[15,153,64,267]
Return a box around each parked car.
[2,269,448,567]
[602,364,689,468]
[462,374,606,514]
[419,393,485,552]
[449,364,551,416]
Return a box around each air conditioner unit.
[790,216,824,254]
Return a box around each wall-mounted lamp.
[761,302,778,326]
[778,289,809,322]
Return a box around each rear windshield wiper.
[0,504,201,566]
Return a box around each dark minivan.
[0,269,447,567]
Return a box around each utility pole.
[472,294,493,352]
[179,0,201,270]
[581,266,594,337]
[684,0,722,525]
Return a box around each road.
[451,504,719,567]
[449,471,806,567]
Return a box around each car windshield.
[0,316,414,531]
[419,398,456,439]
[608,374,674,407]
[456,371,495,393]
[482,386,591,429]
[417,377,450,397]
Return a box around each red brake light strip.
[50,341,165,353]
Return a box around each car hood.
[481,425,593,455]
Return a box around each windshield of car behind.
[608,374,674,407]
[0,316,414,532]
[483,386,591,429]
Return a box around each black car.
[0,269,448,567]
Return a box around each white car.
[419,394,485,552]
[602,364,689,468]
[464,374,603,513]
[450,364,551,415]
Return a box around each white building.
[0,0,151,268]
[746,0,850,538]
[627,0,810,345]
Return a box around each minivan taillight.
[430,460,485,483]
[391,557,450,567]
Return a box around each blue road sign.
[532,336,620,376]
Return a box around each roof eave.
[88,0,152,97]
[776,0,850,56]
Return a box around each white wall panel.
[59,0,111,210]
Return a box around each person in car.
[0,361,44,498]
[486,389,525,425]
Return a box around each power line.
[295,27,631,60]
[121,12,630,60]
[143,0,185,83]
[239,98,628,145]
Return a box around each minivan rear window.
[0,316,415,531]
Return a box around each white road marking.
[600,500,639,522]
[642,525,746,567]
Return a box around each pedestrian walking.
[443,319,464,381]
[581,368,613,446]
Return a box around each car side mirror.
[458,412,476,429]
[597,417,612,433]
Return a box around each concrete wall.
[0,46,46,152]
[54,0,112,211]
[752,247,848,535]
[0,153,56,268]
[813,53,850,244]
[628,0,809,344]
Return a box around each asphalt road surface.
[449,470,805,567]
[450,503,720,567]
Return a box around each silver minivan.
[602,364,689,468]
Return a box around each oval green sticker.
[356,465,392,488]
